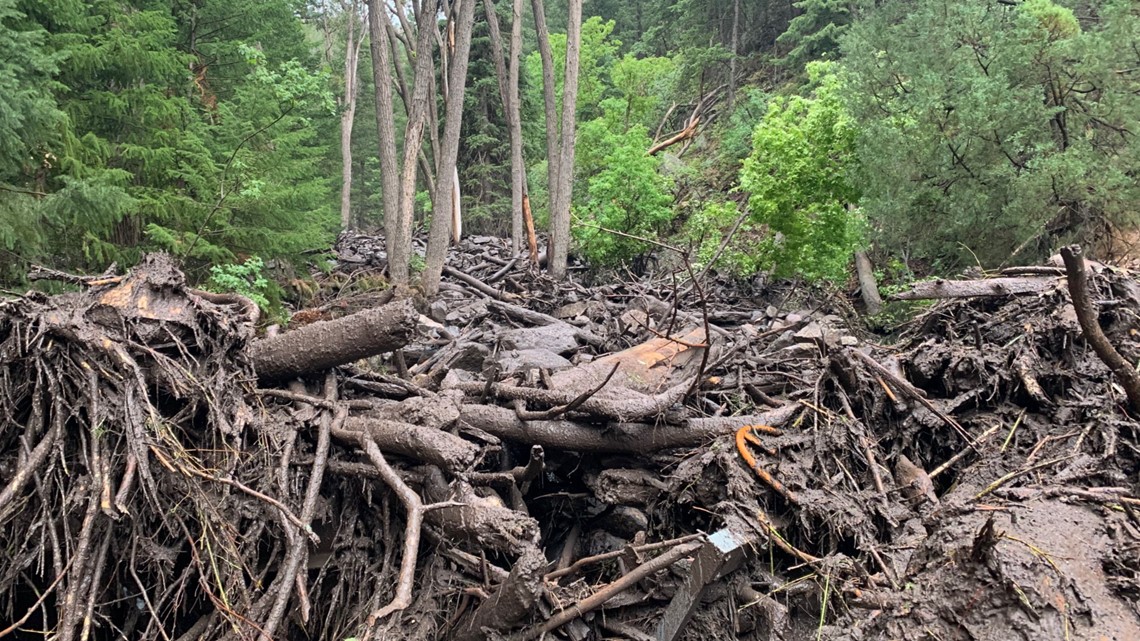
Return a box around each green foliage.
[841,0,1140,267]
[206,256,272,311]
[777,0,852,68]
[739,62,862,282]
[683,200,762,276]
[572,125,673,266]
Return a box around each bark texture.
[389,0,439,284]
[339,0,366,230]
[366,0,402,249]
[548,0,582,278]
[251,299,418,382]
[422,0,478,296]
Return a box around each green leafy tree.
[572,124,673,266]
[777,0,853,68]
[738,61,862,282]
[842,0,1140,267]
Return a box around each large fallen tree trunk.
[251,298,419,381]
[890,276,1058,300]
[459,403,800,452]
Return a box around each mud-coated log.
[454,544,546,641]
[335,417,479,472]
[250,299,418,382]
[854,251,883,315]
[890,276,1056,301]
[458,403,800,452]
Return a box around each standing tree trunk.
[548,0,582,278]
[367,0,402,245]
[531,0,561,254]
[388,0,439,284]
[727,0,739,112]
[483,0,527,254]
[422,0,478,296]
[854,251,883,316]
[507,0,527,255]
[340,0,366,230]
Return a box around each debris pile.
[1,240,1138,641]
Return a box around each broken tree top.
[1,247,1138,641]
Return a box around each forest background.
[2,0,1139,312]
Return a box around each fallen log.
[251,298,419,382]
[334,417,479,473]
[458,403,800,453]
[890,276,1058,301]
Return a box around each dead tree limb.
[1060,244,1140,414]
[251,298,418,382]
[455,378,691,422]
[362,436,425,629]
[336,417,479,472]
[847,348,979,451]
[890,277,1056,300]
[517,540,704,640]
[854,251,883,315]
[459,403,800,452]
[453,545,546,641]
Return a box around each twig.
[973,455,1076,500]
[544,534,704,581]
[517,540,704,640]
[514,362,620,420]
[259,374,343,640]
[847,348,979,451]
[0,559,74,638]
[1060,244,1140,414]
[929,422,1003,480]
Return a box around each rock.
[785,312,806,324]
[428,300,449,324]
[555,301,588,319]
[499,324,579,354]
[448,342,491,371]
[496,349,572,373]
[840,335,859,346]
[794,322,839,348]
[598,506,649,539]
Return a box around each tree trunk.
[507,0,527,255]
[483,0,526,253]
[251,299,419,382]
[854,251,883,315]
[530,0,561,251]
[340,0,365,230]
[548,0,582,279]
[389,0,439,284]
[366,0,401,260]
[727,0,739,111]
[422,0,477,296]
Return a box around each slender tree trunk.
[389,0,439,284]
[727,0,739,111]
[367,0,401,247]
[854,251,883,316]
[422,0,478,295]
[507,0,526,255]
[531,0,561,245]
[340,0,365,230]
[484,0,526,253]
[548,0,582,278]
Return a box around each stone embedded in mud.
[496,348,573,373]
[498,323,579,354]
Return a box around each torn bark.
[251,298,418,382]
[1060,244,1140,414]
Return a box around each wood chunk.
[251,298,418,382]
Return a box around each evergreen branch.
[183,105,296,259]
[0,184,48,198]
